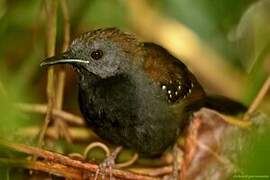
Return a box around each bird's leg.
[172,144,182,179]
[163,144,183,180]
[94,146,123,180]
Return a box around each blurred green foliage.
[158,0,254,66]
[237,113,270,175]
[241,130,270,175]
[0,0,42,144]
[0,0,269,178]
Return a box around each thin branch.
[83,141,110,158]
[18,126,97,141]
[68,153,84,160]
[0,158,82,179]
[116,153,139,168]
[219,114,252,128]
[55,73,65,114]
[244,76,270,120]
[53,0,71,142]
[37,0,58,151]
[0,140,157,180]
[128,166,172,177]
[195,140,235,171]
[60,0,70,52]
[16,103,84,125]
[55,0,70,110]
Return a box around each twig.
[16,103,84,125]
[0,139,157,180]
[116,153,139,168]
[195,140,235,171]
[128,166,172,177]
[219,114,252,128]
[53,0,71,142]
[60,0,70,52]
[68,153,84,160]
[55,72,65,115]
[37,0,58,152]
[244,76,270,120]
[84,142,110,158]
[18,126,97,141]
[0,158,82,179]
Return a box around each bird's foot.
[94,146,122,180]
[163,144,183,180]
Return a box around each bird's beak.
[40,51,89,67]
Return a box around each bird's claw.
[95,156,115,180]
[94,146,122,180]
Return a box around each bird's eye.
[91,50,103,60]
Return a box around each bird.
[40,27,245,157]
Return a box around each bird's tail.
[186,95,246,115]
[203,95,247,115]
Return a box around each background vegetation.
[0,0,269,179]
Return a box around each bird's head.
[40,28,143,79]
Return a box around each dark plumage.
[41,28,245,156]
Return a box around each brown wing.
[143,42,205,104]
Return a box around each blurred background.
[0,0,269,178]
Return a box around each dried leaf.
[180,108,269,180]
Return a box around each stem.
[55,0,70,112]
[36,0,58,151]
[16,103,84,125]
[53,0,71,142]
[18,126,97,141]
[60,0,70,52]
[0,140,157,180]
[244,76,270,120]
[0,158,82,179]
